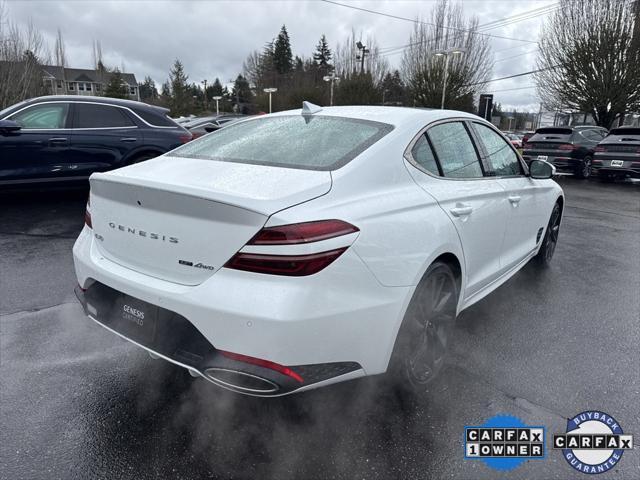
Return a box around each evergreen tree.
[104,69,128,99]
[273,25,293,74]
[380,70,406,105]
[232,74,253,113]
[313,34,333,77]
[138,76,157,102]
[168,59,191,116]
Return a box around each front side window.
[8,103,69,129]
[410,134,439,176]
[427,122,483,178]
[74,103,135,128]
[473,123,523,176]
[171,115,393,171]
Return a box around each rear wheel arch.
[125,149,164,165]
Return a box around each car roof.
[268,105,480,129]
[26,95,168,113]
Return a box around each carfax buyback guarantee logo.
[554,411,634,474]
[464,415,546,471]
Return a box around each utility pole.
[201,79,208,111]
[356,41,369,74]
[434,48,465,110]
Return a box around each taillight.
[248,220,359,245]
[225,248,347,276]
[84,197,92,229]
[225,219,359,276]
[594,146,606,152]
[179,133,193,143]
[557,143,576,151]
[219,350,303,383]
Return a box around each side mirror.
[203,124,219,133]
[529,159,555,179]
[0,119,21,134]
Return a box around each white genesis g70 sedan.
[73,103,563,396]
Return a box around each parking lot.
[1,177,638,480]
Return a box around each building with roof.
[41,65,139,100]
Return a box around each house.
[41,65,139,100]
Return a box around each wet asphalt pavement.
[1,178,639,480]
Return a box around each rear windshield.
[608,128,640,139]
[536,128,573,135]
[170,115,394,171]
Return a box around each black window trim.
[468,120,529,178]
[2,100,178,130]
[404,117,491,181]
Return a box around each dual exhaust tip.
[203,367,280,395]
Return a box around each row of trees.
[154,0,492,116]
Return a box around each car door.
[471,121,552,272]
[405,120,510,298]
[67,102,141,176]
[0,102,72,183]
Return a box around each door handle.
[508,195,522,205]
[120,137,137,142]
[48,137,68,144]
[450,204,474,217]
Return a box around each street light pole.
[212,95,222,116]
[434,48,466,110]
[323,74,337,106]
[263,87,277,113]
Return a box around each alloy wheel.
[402,266,457,386]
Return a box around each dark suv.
[522,125,608,178]
[593,127,640,180]
[0,96,192,187]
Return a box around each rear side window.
[427,122,483,178]
[410,134,439,175]
[9,103,69,129]
[171,115,394,171]
[473,123,523,176]
[133,108,177,127]
[75,104,135,128]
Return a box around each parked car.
[74,104,563,397]
[522,125,608,178]
[521,131,536,144]
[504,132,522,149]
[184,114,246,139]
[592,127,640,180]
[0,95,192,187]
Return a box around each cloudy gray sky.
[5,0,557,111]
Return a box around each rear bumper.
[523,155,583,172]
[72,226,413,395]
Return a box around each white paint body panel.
[73,106,563,393]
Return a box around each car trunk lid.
[89,156,332,285]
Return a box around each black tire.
[534,203,561,267]
[389,261,459,393]
[576,156,592,179]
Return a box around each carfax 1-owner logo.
[554,410,634,474]
[464,415,546,471]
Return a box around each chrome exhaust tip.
[203,367,280,394]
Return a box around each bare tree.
[401,0,492,111]
[333,29,389,84]
[0,2,50,108]
[536,0,640,128]
[54,27,66,94]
